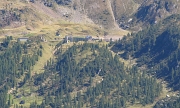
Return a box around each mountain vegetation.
[1,0,180,108]
[0,36,42,108]
[8,42,161,108]
[112,14,180,107]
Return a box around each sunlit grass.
[32,42,53,74]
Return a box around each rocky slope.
[49,0,180,29]
[133,0,180,26]
[1,0,180,30]
[46,0,141,29]
[0,0,140,29]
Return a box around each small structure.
[73,37,86,42]
[85,35,92,41]
[40,36,47,42]
[18,37,29,42]
[65,35,73,43]
[63,12,69,18]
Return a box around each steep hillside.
[128,0,180,30]
[0,0,59,37]
[0,0,132,38]
[0,36,43,108]
[3,0,180,108]
[2,0,180,30]
[8,41,162,108]
[111,14,180,107]
[40,0,121,29]
[112,14,180,89]
[38,0,180,30]
[17,0,139,29]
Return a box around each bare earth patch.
[104,35,124,41]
